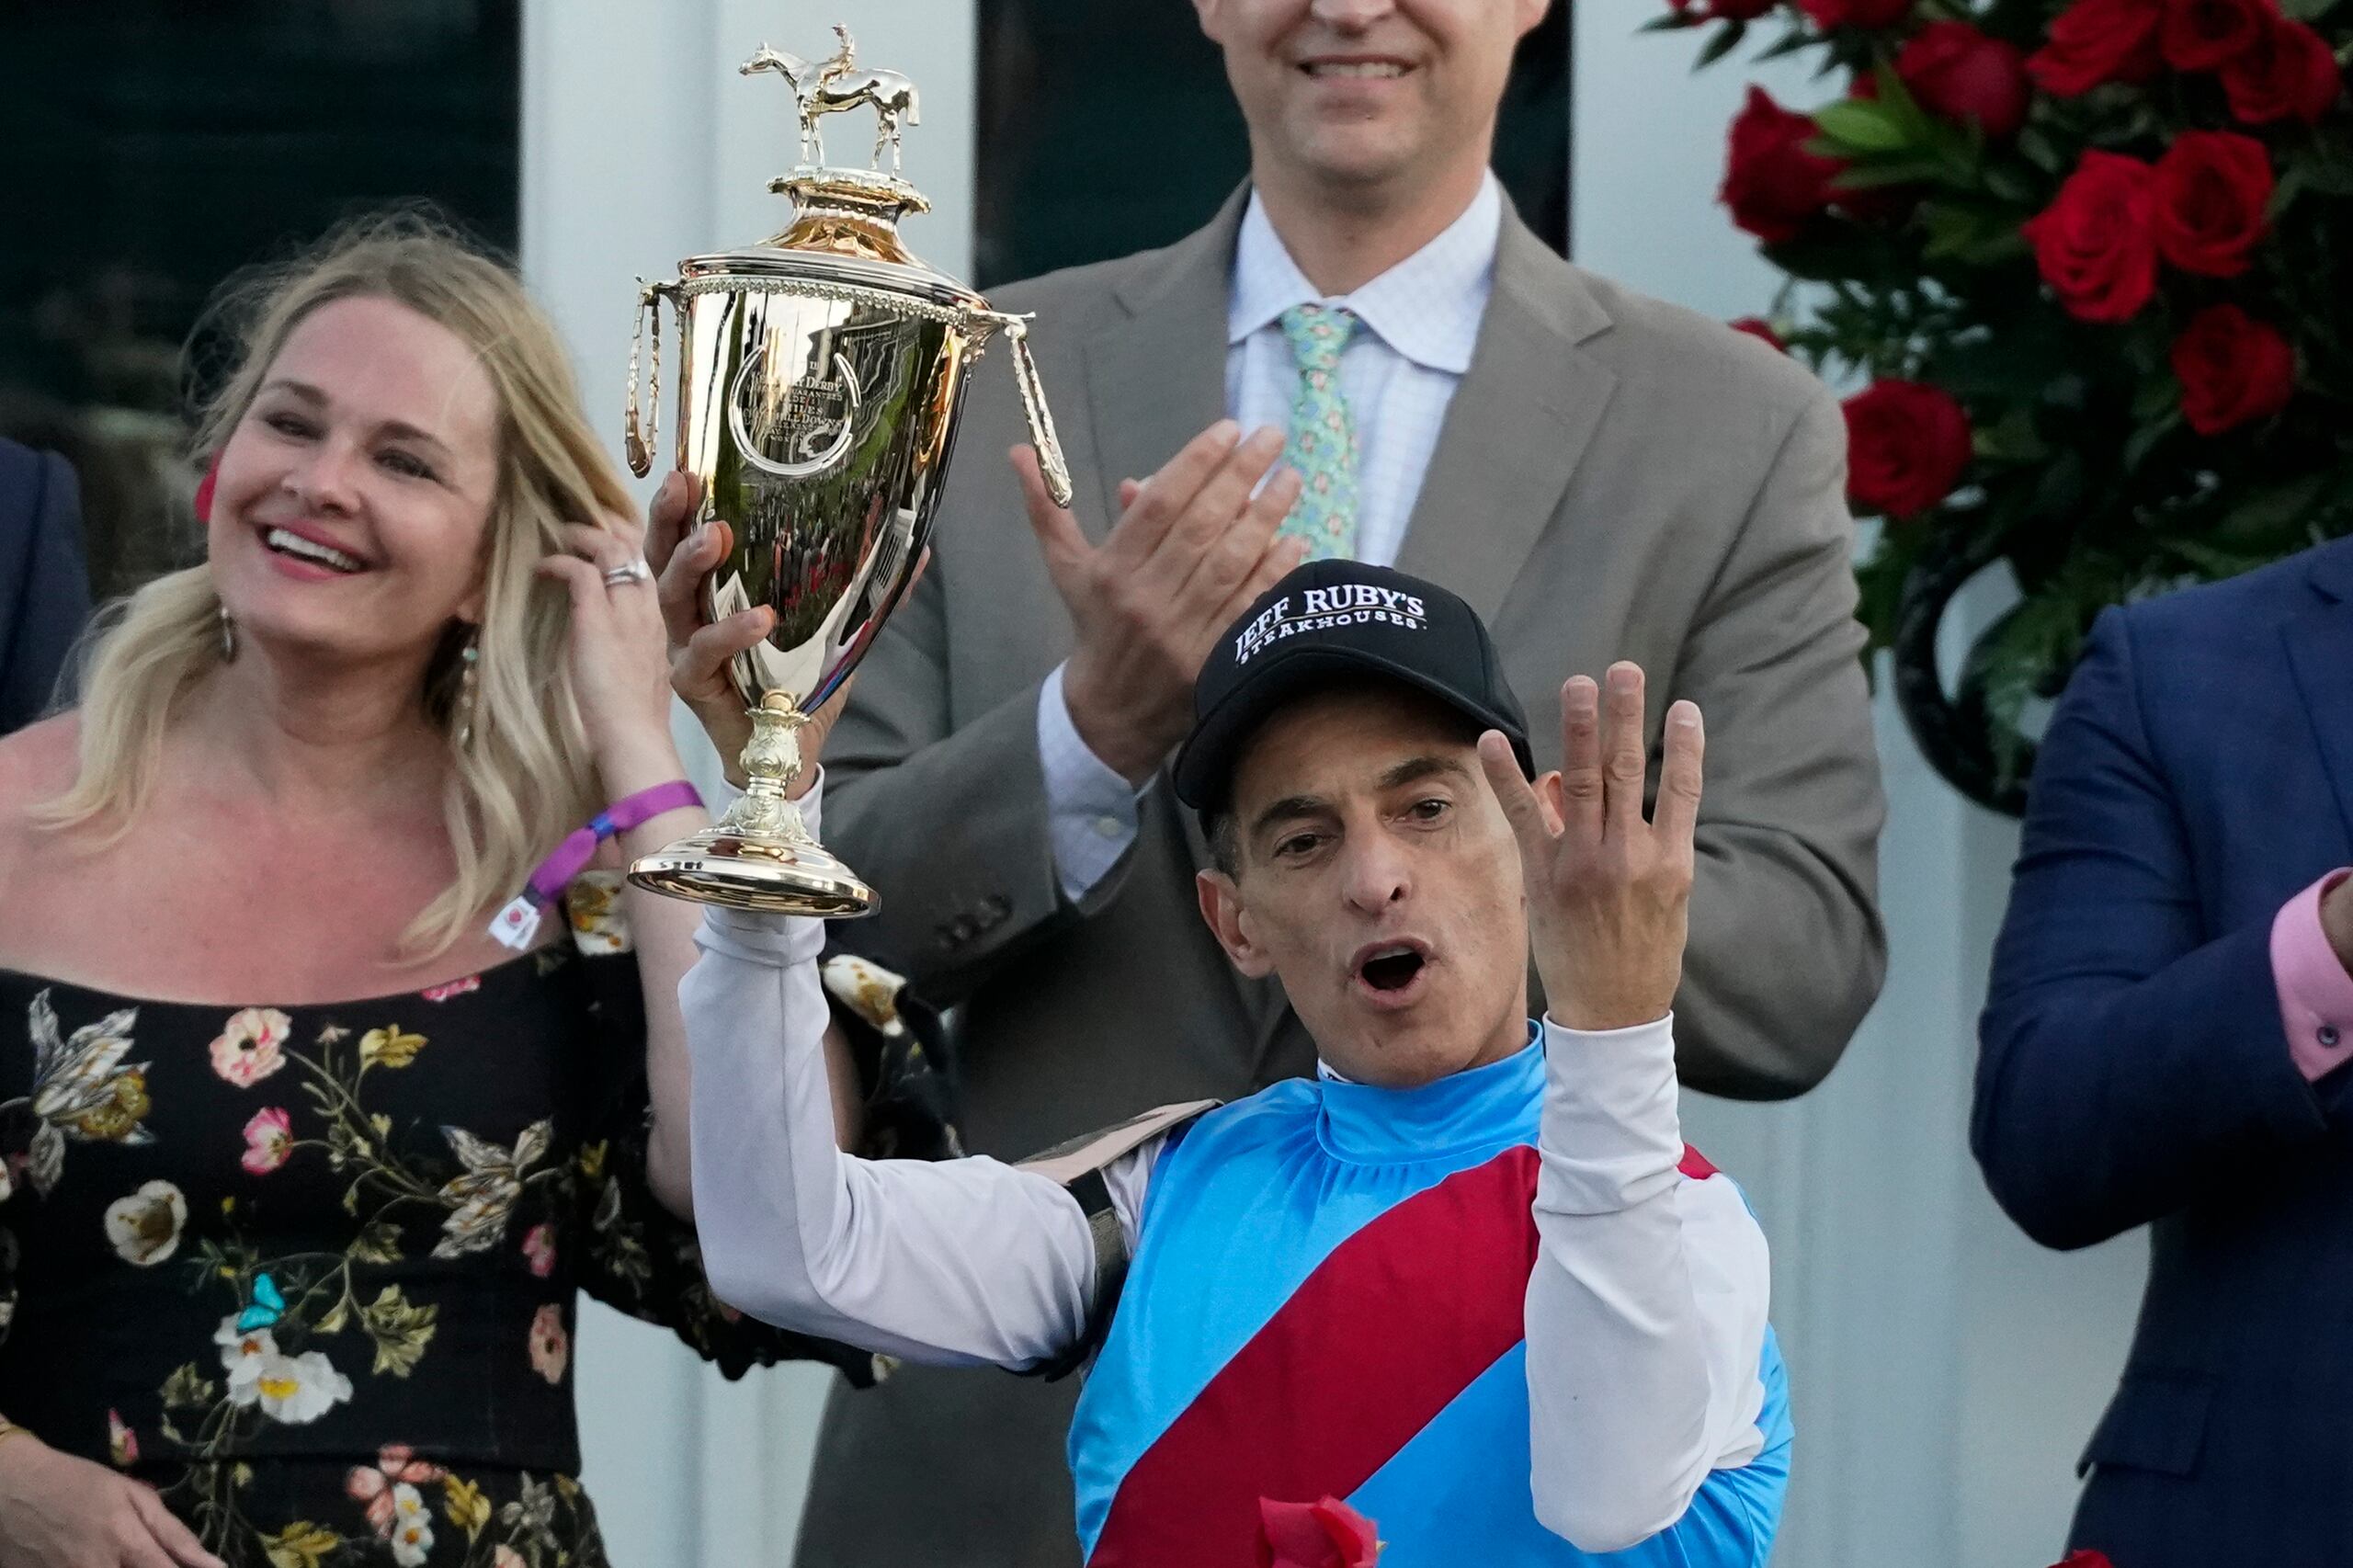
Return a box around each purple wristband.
[489,779,703,949]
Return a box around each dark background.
[972,2,1571,287]
[0,0,520,597]
[1,2,1568,598]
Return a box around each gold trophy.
[624,25,1070,915]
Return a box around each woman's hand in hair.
[538,505,687,797]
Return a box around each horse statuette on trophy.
[622,25,1069,915]
[740,26,920,175]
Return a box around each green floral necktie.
[1276,302,1362,562]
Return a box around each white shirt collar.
[1227,173,1502,375]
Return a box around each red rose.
[2222,16,2342,124]
[1897,21,2032,139]
[2022,152,2160,322]
[2172,304,2296,434]
[1257,1496,1381,1568]
[1843,381,1973,519]
[1799,0,1913,26]
[2162,0,2276,71]
[2050,1555,2117,1568]
[2150,130,2273,277]
[2029,0,2165,95]
[1720,85,1845,244]
[1730,317,1788,351]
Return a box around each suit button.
[2323,1026,2342,1050]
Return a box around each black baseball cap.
[1172,561,1534,817]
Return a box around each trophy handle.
[973,311,1073,509]
[624,280,673,479]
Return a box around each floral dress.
[0,880,927,1568]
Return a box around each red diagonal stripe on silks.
[1086,1145,1542,1568]
[1678,1143,1719,1181]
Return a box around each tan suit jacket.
[792,193,1886,1567]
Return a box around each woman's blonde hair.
[41,212,630,954]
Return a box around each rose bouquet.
[1657,0,2351,810]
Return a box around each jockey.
[677,561,1790,1565]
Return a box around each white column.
[1569,18,2148,1568]
[520,5,976,1565]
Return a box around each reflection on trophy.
[624,24,1071,915]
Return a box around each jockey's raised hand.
[1479,664,1702,1034]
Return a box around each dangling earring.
[217,604,238,663]
[452,635,481,752]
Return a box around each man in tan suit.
[656,0,1883,1560]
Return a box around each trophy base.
[628,824,876,917]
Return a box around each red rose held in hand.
[2150,131,2273,277]
[2023,152,2159,323]
[1799,0,1914,27]
[2163,0,2275,71]
[2029,0,2165,95]
[1844,381,1972,519]
[1898,21,2031,140]
[2172,304,2296,434]
[1257,1496,1381,1568]
[2222,16,2343,125]
[1721,85,1845,244]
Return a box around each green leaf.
[160,1363,217,1412]
[2278,0,2336,20]
[1639,11,1703,31]
[2218,472,2331,542]
[1695,19,1750,69]
[2122,412,2179,472]
[1831,159,1946,190]
[1981,165,2042,206]
[2015,127,2068,176]
[2269,163,2310,222]
[359,1285,438,1379]
[1973,408,2052,464]
[348,1221,404,1267]
[1928,334,2072,400]
[2131,374,2183,422]
[1756,28,1820,63]
[1813,97,1915,154]
[2167,538,2284,578]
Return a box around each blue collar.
[1314,1027,1542,1164]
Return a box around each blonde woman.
[0,218,892,1568]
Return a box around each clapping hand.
[1478,664,1702,1034]
[1016,420,1308,785]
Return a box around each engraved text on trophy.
[729,345,864,478]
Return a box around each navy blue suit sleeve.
[1973,606,2332,1251]
[0,448,93,733]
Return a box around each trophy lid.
[679,28,984,310]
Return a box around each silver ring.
[603,558,653,589]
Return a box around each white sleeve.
[1037,662,1148,903]
[680,780,1154,1369]
[1524,1013,1772,1555]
